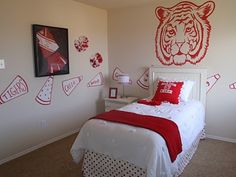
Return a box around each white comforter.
[71,100,205,177]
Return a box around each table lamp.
[118,74,130,98]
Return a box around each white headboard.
[149,67,207,107]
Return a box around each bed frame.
[76,67,208,177]
[149,67,207,107]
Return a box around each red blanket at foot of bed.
[93,110,182,162]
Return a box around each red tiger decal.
[155,1,215,65]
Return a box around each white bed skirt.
[81,129,205,177]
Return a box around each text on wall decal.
[87,72,104,87]
[0,75,28,105]
[155,1,215,66]
[62,76,83,96]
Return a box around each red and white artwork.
[229,82,236,89]
[0,75,28,105]
[112,67,132,84]
[36,27,67,74]
[90,53,103,68]
[87,72,104,87]
[35,76,54,105]
[137,69,149,90]
[206,74,220,93]
[74,36,89,52]
[62,76,83,96]
[155,1,215,66]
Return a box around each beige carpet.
[0,133,236,177]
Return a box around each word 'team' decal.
[87,72,104,87]
[155,1,215,66]
[0,75,28,105]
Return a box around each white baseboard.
[0,128,80,165]
[206,134,236,144]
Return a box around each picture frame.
[109,87,118,99]
[32,24,69,77]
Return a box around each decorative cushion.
[157,78,195,102]
[180,80,194,102]
[152,81,184,104]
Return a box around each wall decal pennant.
[206,74,220,93]
[87,72,104,87]
[0,75,28,105]
[137,68,149,90]
[62,76,83,96]
[35,76,54,105]
[112,67,132,84]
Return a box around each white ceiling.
[73,0,157,10]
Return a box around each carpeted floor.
[0,133,236,177]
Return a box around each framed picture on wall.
[109,87,118,99]
[32,24,69,77]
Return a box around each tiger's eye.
[185,27,191,32]
[168,29,175,35]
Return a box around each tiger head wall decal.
[155,1,215,66]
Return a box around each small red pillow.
[152,81,184,104]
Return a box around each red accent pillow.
[152,81,184,104]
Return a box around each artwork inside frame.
[32,24,69,77]
[109,87,118,99]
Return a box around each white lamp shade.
[118,74,130,84]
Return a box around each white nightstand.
[104,97,138,112]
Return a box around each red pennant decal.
[35,76,54,105]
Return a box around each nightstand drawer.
[105,101,126,112]
[104,97,138,112]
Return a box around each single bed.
[71,67,207,177]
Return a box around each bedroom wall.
[0,0,108,163]
[108,0,236,142]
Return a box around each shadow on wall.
[96,90,105,113]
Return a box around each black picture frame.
[32,24,69,77]
[109,87,118,99]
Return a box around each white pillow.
[157,77,194,102]
[180,80,194,102]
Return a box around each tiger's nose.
[176,42,184,48]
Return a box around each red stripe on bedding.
[93,110,182,162]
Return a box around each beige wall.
[108,0,236,141]
[0,0,108,162]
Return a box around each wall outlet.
[0,59,5,69]
[41,120,48,128]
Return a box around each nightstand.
[104,97,138,112]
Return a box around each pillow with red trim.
[152,81,184,104]
[157,77,195,102]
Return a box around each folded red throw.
[93,110,182,162]
[137,99,161,106]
